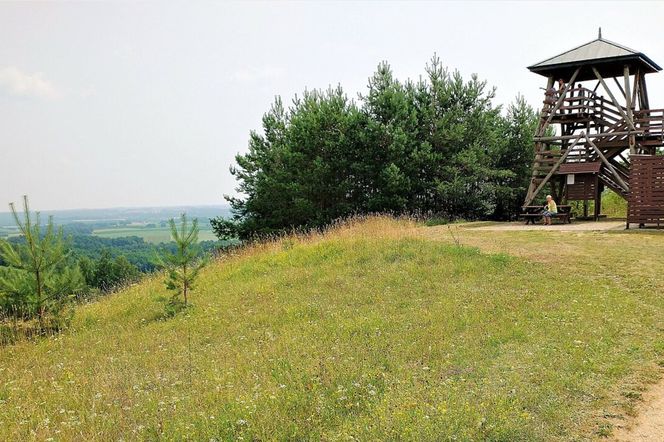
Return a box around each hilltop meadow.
[0,217,662,441]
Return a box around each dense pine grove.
[213,57,537,240]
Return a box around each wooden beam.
[593,67,635,131]
[613,77,626,99]
[525,134,584,206]
[537,68,581,136]
[534,130,643,142]
[586,137,629,191]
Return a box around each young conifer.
[0,195,83,328]
[159,213,207,309]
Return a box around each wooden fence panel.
[628,155,664,227]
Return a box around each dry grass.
[0,216,662,440]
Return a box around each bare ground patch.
[613,374,664,441]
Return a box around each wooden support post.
[533,77,554,158]
[632,70,640,111]
[639,73,650,110]
[624,65,636,154]
[593,67,635,131]
[537,68,581,136]
[594,180,602,221]
[546,77,554,90]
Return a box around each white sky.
[1,1,663,211]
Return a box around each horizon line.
[0,202,231,215]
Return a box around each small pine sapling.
[0,195,84,330]
[159,213,207,312]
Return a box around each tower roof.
[528,36,661,81]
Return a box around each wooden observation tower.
[524,30,664,222]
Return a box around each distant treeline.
[213,57,537,240]
[69,235,221,272]
[0,231,225,297]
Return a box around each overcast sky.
[1,1,663,211]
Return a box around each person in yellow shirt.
[542,195,558,225]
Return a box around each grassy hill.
[0,218,662,440]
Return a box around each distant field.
[0,227,18,239]
[92,226,218,243]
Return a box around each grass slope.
[0,218,663,440]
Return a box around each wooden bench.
[521,212,571,224]
[520,205,572,225]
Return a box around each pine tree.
[159,213,206,309]
[0,196,84,328]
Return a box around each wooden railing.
[544,87,664,141]
[548,87,623,125]
[634,109,664,139]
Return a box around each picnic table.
[520,205,572,224]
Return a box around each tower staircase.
[524,87,664,205]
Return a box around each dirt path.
[612,379,664,441]
[467,220,625,232]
